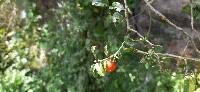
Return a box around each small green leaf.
[145,63,149,69]
[109,2,124,12]
[92,0,108,7]
[0,28,5,38]
[181,4,190,14]
[112,12,123,23]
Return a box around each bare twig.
[98,41,125,62]
[191,40,200,53]
[190,0,200,41]
[146,8,152,38]
[124,0,154,46]
[135,49,200,62]
[98,0,200,63]
[181,41,189,56]
[144,0,184,31]
[124,0,130,29]
[191,0,195,31]
[113,41,125,57]
[144,0,200,54]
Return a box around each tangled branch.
[97,0,200,64]
[122,0,200,62]
[144,0,200,54]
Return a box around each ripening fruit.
[106,59,117,73]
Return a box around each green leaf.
[92,0,108,7]
[145,63,149,69]
[182,4,190,14]
[109,2,124,12]
[0,28,5,38]
[112,12,123,23]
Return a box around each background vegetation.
[0,0,200,92]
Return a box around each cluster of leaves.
[0,0,125,91]
[1,0,200,92]
[90,0,200,92]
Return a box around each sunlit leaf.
[92,0,108,7]
[109,2,124,12]
[112,12,123,23]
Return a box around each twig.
[190,0,200,41]
[191,40,200,53]
[113,41,125,57]
[180,41,189,67]
[124,0,130,29]
[124,0,154,46]
[143,0,193,39]
[191,0,195,31]
[144,0,200,54]
[98,41,125,62]
[135,49,200,62]
[181,41,189,56]
[190,0,200,53]
[146,8,152,38]
[144,0,183,31]
[97,0,200,63]
[128,28,154,46]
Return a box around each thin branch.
[128,28,153,45]
[180,41,189,56]
[113,41,125,57]
[98,41,125,62]
[124,0,130,29]
[144,0,200,54]
[146,8,152,38]
[143,0,193,39]
[191,40,200,53]
[190,0,200,41]
[191,0,195,31]
[124,0,154,46]
[190,0,200,53]
[98,0,200,63]
[144,0,183,31]
[135,49,200,62]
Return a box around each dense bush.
[0,0,200,92]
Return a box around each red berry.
[106,59,117,73]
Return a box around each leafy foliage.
[0,0,200,92]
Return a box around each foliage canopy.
[1,0,200,92]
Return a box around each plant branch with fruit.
[91,0,200,76]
